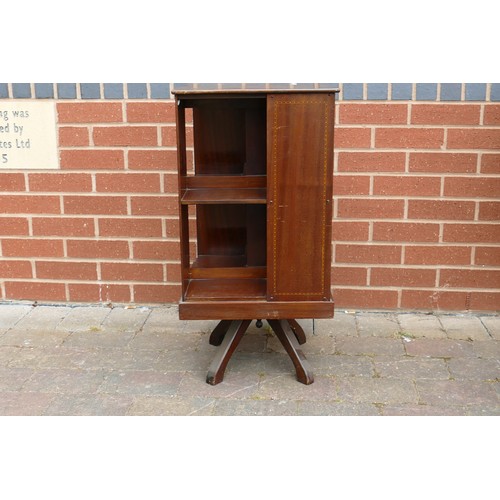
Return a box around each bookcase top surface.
[172,88,339,96]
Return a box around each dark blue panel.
[127,83,148,98]
[440,83,462,101]
[464,83,486,101]
[80,83,101,99]
[104,83,124,99]
[392,83,412,100]
[12,83,31,98]
[342,83,363,100]
[35,83,54,98]
[416,83,437,101]
[490,83,500,102]
[57,83,77,99]
[367,83,388,100]
[0,83,9,98]
[150,83,171,98]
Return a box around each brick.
[333,175,370,195]
[2,239,64,257]
[337,152,406,172]
[128,149,178,170]
[68,283,131,303]
[36,261,97,280]
[469,292,500,311]
[66,240,130,259]
[126,102,175,123]
[447,129,500,149]
[337,199,404,219]
[57,102,123,123]
[161,125,193,147]
[409,152,477,173]
[331,221,369,241]
[373,222,439,242]
[444,177,500,198]
[376,128,444,149]
[483,105,500,125]
[408,200,475,220]
[130,196,178,216]
[5,281,66,301]
[95,173,161,193]
[133,241,180,260]
[331,267,367,286]
[28,173,92,192]
[401,290,470,310]
[32,217,95,237]
[164,173,179,194]
[339,103,407,124]
[411,104,480,125]
[0,217,29,235]
[0,195,60,214]
[475,247,500,266]
[166,263,181,282]
[373,176,441,196]
[63,196,127,215]
[405,245,471,265]
[0,260,32,278]
[93,126,157,147]
[98,218,162,237]
[440,269,500,289]
[58,127,89,146]
[101,263,164,282]
[133,284,181,303]
[335,244,401,264]
[481,154,500,174]
[0,173,25,191]
[60,150,124,170]
[334,288,399,309]
[479,202,500,220]
[443,223,500,243]
[335,127,371,148]
[371,268,436,287]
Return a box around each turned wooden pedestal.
[206,319,314,385]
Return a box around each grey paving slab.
[439,314,491,341]
[298,401,380,416]
[404,338,475,358]
[14,305,71,330]
[0,367,34,391]
[213,398,298,416]
[21,369,106,394]
[99,370,184,396]
[447,358,500,381]
[155,348,214,372]
[56,306,111,332]
[0,346,20,366]
[63,329,136,349]
[314,313,358,336]
[336,336,405,357]
[373,358,450,380]
[381,404,468,416]
[255,374,337,402]
[0,304,33,331]
[128,395,216,416]
[100,306,151,333]
[128,330,202,351]
[336,377,418,405]
[44,394,135,416]
[479,316,500,340]
[356,313,401,338]
[397,313,446,339]
[416,380,499,407]
[308,354,374,377]
[0,392,56,416]
[225,351,294,376]
[472,340,500,359]
[0,328,71,348]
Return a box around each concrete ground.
[0,303,498,416]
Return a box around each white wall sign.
[0,101,58,169]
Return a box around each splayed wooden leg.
[288,319,306,345]
[206,320,252,385]
[209,320,232,346]
[268,319,314,385]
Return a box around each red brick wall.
[1,86,499,311]
[333,101,500,311]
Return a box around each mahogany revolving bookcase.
[173,89,339,385]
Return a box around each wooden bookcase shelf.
[173,89,339,384]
